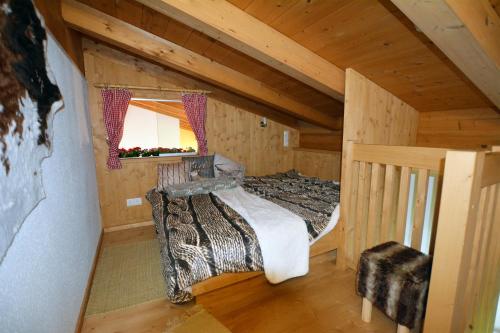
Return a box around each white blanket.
[214,186,309,283]
[311,203,340,245]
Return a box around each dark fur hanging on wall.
[0,0,61,173]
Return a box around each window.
[119,99,197,157]
[403,172,439,254]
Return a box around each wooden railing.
[340,141,448,269]
[339,142,500,332]
[424,149,500,333]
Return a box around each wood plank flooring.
[81,243,395,333]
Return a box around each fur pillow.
[214,154,245,180]
[157,161,191,191]
[182,155,215,179]
[166,177,238,198]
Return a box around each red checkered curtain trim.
[101,88,132,169]
[181,93,208,155]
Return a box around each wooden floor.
[81,233,395,333]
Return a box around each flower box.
[118,146,196,158]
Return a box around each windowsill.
[119,152,197,164]
[158,152,197,157]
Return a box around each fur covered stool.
[356,241,432,333]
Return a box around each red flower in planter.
[119,146,196,158]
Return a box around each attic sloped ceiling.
[62,0,343,129]
[70,0,495,128]
[73,0,344,120]
[224,0,494,111]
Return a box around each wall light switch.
[127,197,142,207]
[283,130,289,147]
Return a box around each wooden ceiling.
[76,0,493,120]
[77,0,343,116]
[226,0,492,112]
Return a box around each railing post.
[338,140,355,269]
[424,151,485,333]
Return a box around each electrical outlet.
[126,197,142,207]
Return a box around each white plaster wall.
[0,35,101,333]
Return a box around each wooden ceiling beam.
[84,39,300,129]
[61,0,342,130]
[137,0,345,101]
[391,0,500,109]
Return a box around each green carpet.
[85,239,166,315]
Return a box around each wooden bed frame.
[192,224,339,296]
[172,142,498,332]
[339,141,500,333]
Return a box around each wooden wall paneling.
[342,69,419,147]
[292,149,341,181]
[340,69,419,264]
[298,123,343,152]
[417,108,500,149]
[250,115,296,176]
[206,99,297,177]
[206,99,252,173]
[83,40,299,228]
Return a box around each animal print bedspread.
[242,170,341,241]
[147,189,264,303]
[147,171,340,303]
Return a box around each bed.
[147,170,340,304]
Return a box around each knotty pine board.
[83,41,301,228]
[417,108,500,149]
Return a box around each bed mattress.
[242,170,341,241]
[147,170,340,303]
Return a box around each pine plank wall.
[417,108,500,149]
[83,40,340,228]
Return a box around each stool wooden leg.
[396,324,410,333]
[361,297,372,323]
